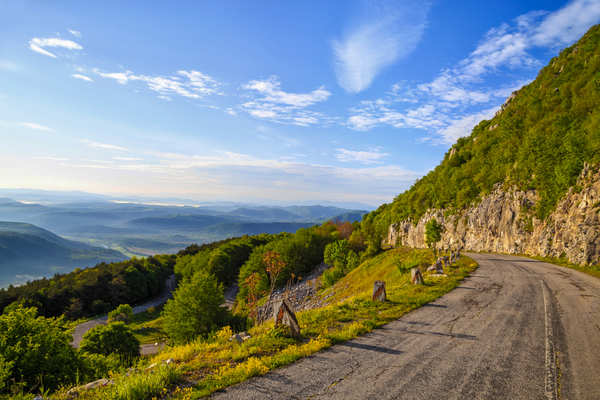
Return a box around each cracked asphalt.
[209,254,600,399]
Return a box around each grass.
[129,304,168,345]
[50,248,476,400]
[527,254,600,280]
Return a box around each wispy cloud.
[21,122,54,131]
[93,69,220,99]
[72,74,92,82]
[68,29,81,38]
[29,37,82,58]
[335,148,389,164]
[332,1,430,94]
[34,156,67,161]
[240,76,331,126]
[81,139,129,151]
[113,157,142,161]
[345,0,600,144]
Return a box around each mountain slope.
[0,223,127,288]
[0,221,97,250]
[370,24,600,236]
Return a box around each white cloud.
[240,76,331,126]
[81,139,129,151]
[72,74,92,82]
[29,37,82,58]
[335,148,389,164]
[532,0,600,46]
[157,95,172,101]
[94,69,220,99]
[21,122,54,131]
[435,107,497,144]
[34,156,67,161]
[345,0,600,144]
[113,157,142,161]
[68,29,81,38]
[332,1,429,94]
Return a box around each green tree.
[162,269,226,345]
[79,321,141,359]
[107,303,134,324]
[0,307,78,393]
[425,218,443,253]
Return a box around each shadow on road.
[338,341,402,355]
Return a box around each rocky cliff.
[384,163,600,266]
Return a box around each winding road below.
[210,253,600,399]
[70,274,176,355]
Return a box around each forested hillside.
[367,24,600,238]
[0,222,128,288]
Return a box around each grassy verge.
[59,248,477,400]
[130,304,167,345]
[527,254,600,280]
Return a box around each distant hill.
[0,224,127,288]
[120,214,234,231]
[227,207,300,222]
[29,211,125,232]
[193,222,316,237]
[0,221,97,250]
[328,211,368,223]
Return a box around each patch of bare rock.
[383,162,600,265]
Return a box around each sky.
[2,0,600,206]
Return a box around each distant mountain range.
[0,193,370,287]
[0,221,127,288]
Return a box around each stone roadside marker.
[273,298,301,338]
[411,267,424,285]
[372,280,387,302]
[435,259,444,274]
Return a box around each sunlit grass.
[61,248,477,400]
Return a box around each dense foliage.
[368,25,600,239]
[236,224,336,304]
[79,322,141,360]
[0,254,175,320]
[0,307,78,393]
[162,269,227,345]
[175,234,274,286]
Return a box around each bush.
[0,307,78,393]
[162,269,227,345]
[321,267,345,288]
[90,299,111,315]
[79,322,141,360]
[108,304,134,324]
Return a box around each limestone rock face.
[383,164,600,266]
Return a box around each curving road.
[70,274,176,353]
[210,253,600,399]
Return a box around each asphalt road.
[210,253,600,399]
[70,274,175,354]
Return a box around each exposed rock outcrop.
[384,163,600,265]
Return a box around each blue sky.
[2,0,600,206]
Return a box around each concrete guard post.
[411,267,424,285]
[273,298,301,338]
[372,280,387,302]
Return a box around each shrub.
[0,307,78,393]
[108,304,134,324]
[79,321,141,360]
[162,269,227,345]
